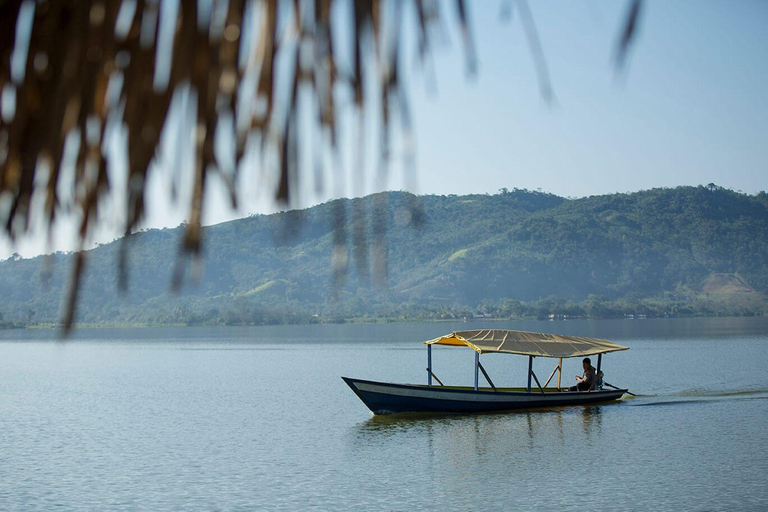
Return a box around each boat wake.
[674,388,768,398]
[629,388,768,407]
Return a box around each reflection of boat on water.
[343,329,630,415]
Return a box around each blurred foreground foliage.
[0,0,642,330]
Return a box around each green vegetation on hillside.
[1,186,767,327]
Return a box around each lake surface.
[1,318,767,510]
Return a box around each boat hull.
[342,377,627,415]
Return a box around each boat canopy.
[425,329,628,358]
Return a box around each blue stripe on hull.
[342,377,626,415]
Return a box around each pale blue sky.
[410,0,767,198]
[2,0,766,258]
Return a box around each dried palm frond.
[0,0,642,332]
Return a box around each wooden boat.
[342,329,630,415]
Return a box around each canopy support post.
[478,362,497,391]
[428,370,445,386]
[527,356,533,393]
[557,357,563,389]
[531,370,544,393]
[544,363,561,389]
[427,344,432,386]
[474,352,480,391]
[596,353,603,390]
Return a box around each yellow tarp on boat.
[425,329,628,358]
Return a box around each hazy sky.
[2,0,766,259]
[410,0,767,199]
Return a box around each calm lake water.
[1,318,767,510]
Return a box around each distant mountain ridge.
[1,185,767,326]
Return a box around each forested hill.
[2,185,767,326]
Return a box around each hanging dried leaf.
[615,0,643,72]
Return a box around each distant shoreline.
[4,309,765,331]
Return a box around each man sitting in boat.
[569,358,596,391]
